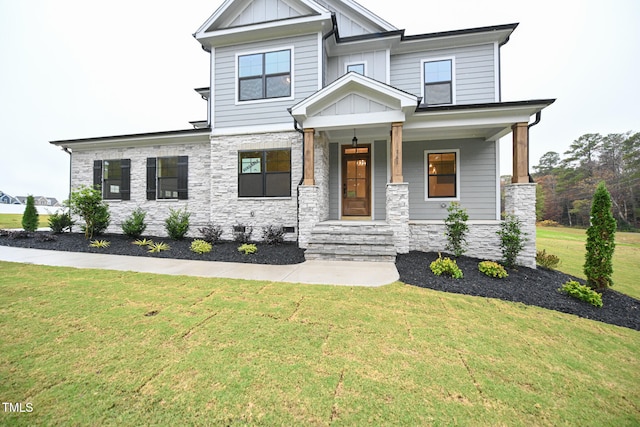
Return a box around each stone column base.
[386,183,409,254]
[504,183,537,268]
[298,185,320,248]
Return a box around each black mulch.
[396,251,640,332]
[0,231,306,265]
[1,231,638,331]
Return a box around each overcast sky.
[1,0,638,201]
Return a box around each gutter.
[321,13,338,88]
[527,111,542,183]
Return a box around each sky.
[1,0,639,201]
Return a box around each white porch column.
[504,183,537,268]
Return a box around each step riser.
[306,223,397,262]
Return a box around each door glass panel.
[346,179,357,198]
[356,159,366,178]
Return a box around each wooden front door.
[342,144,371,217]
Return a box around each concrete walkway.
[0,246,399,287]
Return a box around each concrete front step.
[305,222,397,262]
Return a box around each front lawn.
[1,263,638,425]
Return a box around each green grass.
[537,226,640,299]
[0,262,638,426]
[0,213,51,229]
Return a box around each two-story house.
[51,0,554,267]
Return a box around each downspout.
[62,147,72,208]
[291,115,305,246]
[321,13,338,88]
[527,111,542,182]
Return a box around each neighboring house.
[15,196,61,207]
[0,191,22,205]
[50,0,554,267]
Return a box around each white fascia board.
[395,29,514,55]
[303,110,406,130]
[325,33,400,57]
[56,133,211,150]
[197,14,331,47]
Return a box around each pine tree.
[21,195,39,232]
[584,182,616,290]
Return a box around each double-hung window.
[93,159,130,200]
[423,59,453,105]
[238,150,291,197]
[425,150,459,199]
[238,49,291,101]
[146,156,188,200]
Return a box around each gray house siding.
[390,43,496,104]
[403,139,497,220]
[213,33,319,129]
[325,50,388,84]
[373,140,387,220]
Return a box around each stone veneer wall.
[210,131,302,242]
[297,186,319,248]
[503,183,537,268]
[386,183,409,253]
[70,141,211,237]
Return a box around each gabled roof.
[290,72,419,130]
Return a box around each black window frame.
[146,156,188,200]
[93,159,130,200]
[238,149,291,198]
[426,152,457,199]
[423,59,453,106]
[238,49,291,102]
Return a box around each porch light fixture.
[351,129,358,147]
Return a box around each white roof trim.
[337,0,398,32]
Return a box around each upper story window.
[238,49,291,102]
[146,156,188,200]
[93,159,130,200]
[346,63,365,75]
[424,150,459,200]
[423,59,454,106]
[238,149,291,197]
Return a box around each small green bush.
[497,214,528,268]
[430,254,463,279]
[559,280,603,308]
[165,207,190,240]
[238,243,257,255]
[191,239,213,254]
[89,239,110,248]
[21,195,39,232]
[133,238,154,247]
[198,223,223,244]
[444,202,469,257]
[233,224,253,243]
[262,225,285,245]
[122,208,147,238]
[49,211,74,234]
[537,219,559,227]
[68,185,110,239]
[148,242,170,253]
[478,261,508,278]
[584,181,616,290]
[536,249,560,270]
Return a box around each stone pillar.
[386,183,409,253]
[504,183,537,268]
[303,128,315,185]
[390,122,404,183]
[511,122,529,184]
[298,185,320,248]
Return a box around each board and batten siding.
[325,50,388,85]
[403,139,497,220]
[213,34,319,129]
[390,44,496,104]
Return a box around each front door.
[342,144,371,217]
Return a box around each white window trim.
[235,46,295,105]
[344,61,367,76]
[420,56,456,106]
[424,149,460,202]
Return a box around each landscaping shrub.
[68,185,110,239]
[198,223,223,244]
[190,239,212,254]
[36,233,57,242]
[584,182,616,290]
[430,254,463,279]
[238,243,258,255]
[537,219,559,227]
[559,280,603,308]
[49,211,74,234]
[536,249,560,270]
[133,238,154,247]
[262,225,285,245]
[444,202,469,257]
[233,224,253,243]
[497,214,527,268]
[148,242,170,253]
[478,261,508,278]
[165,207,190,240]
[122,208,147,238]
[89,239,110,248]
[8,230,30,239]
[21,195,39,232]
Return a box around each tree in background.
[584,182,616,290]
[21,195,39,232]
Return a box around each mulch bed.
[1,231,638,331]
